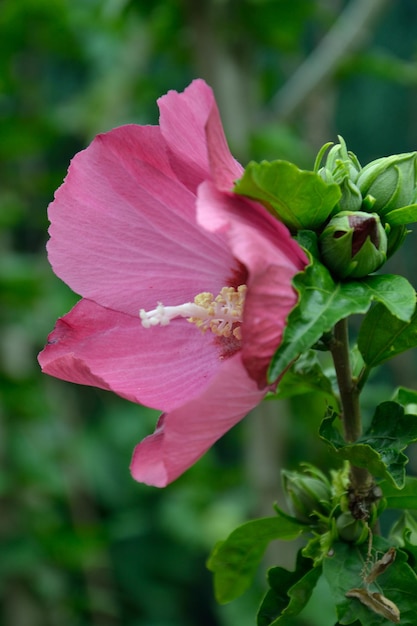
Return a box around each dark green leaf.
[381,477,417,510]
[257,553,321,626]
[319,402,417,487]
[384,204,417,225]
[275,351,337,401]
[234,160,340,231]
[207,515,305,604]
[358,302,417,367]
[388,511,417,559]
[323,538,417,625]
[295,229,321,257]
[268,252,414,382]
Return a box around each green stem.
[330,318,373,496]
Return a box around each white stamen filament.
[140,285,247,339]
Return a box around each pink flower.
[38,80,307,487]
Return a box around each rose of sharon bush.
[38,79,307,487]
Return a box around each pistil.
[140,285,247,340]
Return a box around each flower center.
[140,285,247,340]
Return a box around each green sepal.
[323,537,417,625]
[257,552,321,626]
[319,402,417,488]
[384,203,417,225]
[268,250,415,382]
[207,515,306,604]
[234,160,341,231]
[358,300,417,368]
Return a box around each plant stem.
[330,318,373,497]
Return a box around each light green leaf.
[234,160,340,231]
[257,553,321,626]
[358,302,417,367]
[360,275,415,322]
[207,515,305,604]
[392,386,417,410]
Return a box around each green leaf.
[358,302,417,367]
[359,274,415,321]
[257,553,321,626]
[274,351,336,401]
[319,402,417,487]
[268,252,414,382]
[384,204,417,225]
[392,386,417,409]
[323,538,417,625]
[234,160,340,231]
[388,511,417,556]
[207,515,306,604]
[381,477,417,510]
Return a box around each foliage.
[209,129,417,624]
[3,1,417,625]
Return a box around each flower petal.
[158,79,214,192]
[158,78,242,192]
[197,182,308,385]
[205,100,243,191]
[38,298,225,411]
[47,124,236,317]
[129,353,266,486]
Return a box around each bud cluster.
[281,465,378,549]
[316,137,417,279]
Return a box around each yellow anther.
[188,285,246,338]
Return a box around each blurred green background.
[2,1,417,624]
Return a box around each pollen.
[140,285,247,340]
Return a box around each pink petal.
[158,79,242,192]
[47,124,237,317]
[205,102,243,191]
[38,299,226,411]
[130,353,266,486]
[197,182,308,385]
[158,79,214,192]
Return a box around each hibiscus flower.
[38,79,307,487]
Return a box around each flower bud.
[319,211,387,279]
[317,137,363,213]
[336,512,368,543]
[282,467,331,524]
[324,137,361,183]
[357,152,417,216]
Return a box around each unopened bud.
[282,467,331,524]
[357,152,417,216]
[324,137,361,183]
[319,211,387,279]
[336,512,368,543]
[317,137,363,213]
